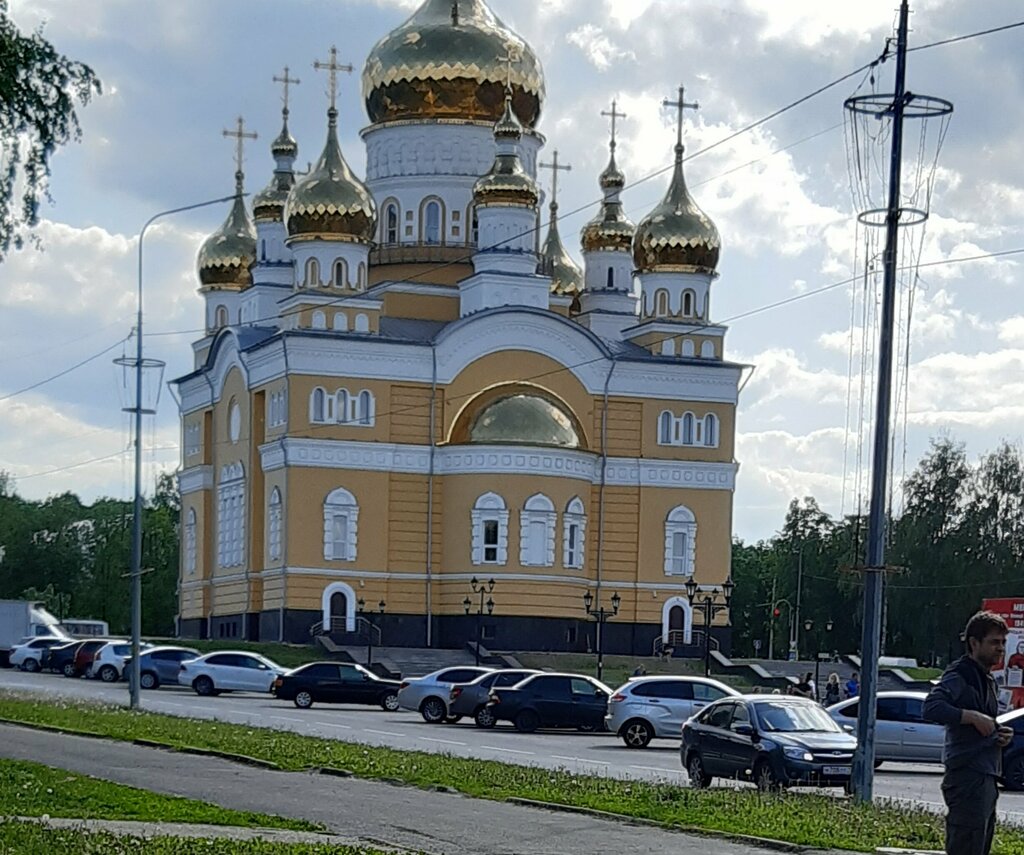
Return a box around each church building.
[174,0,745,656]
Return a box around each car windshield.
[755,701,842,733]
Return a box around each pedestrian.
[632,663,647,677]
[793,673,813,698]
[805,671,817,701]
[823,672,842,707]
[844,671,860,699]
[924,610,1012,855]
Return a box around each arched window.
[661,338,676,356]
[683,290,695,317]
[185,508,197,576]
[354,313,370,333]
[311,388,326,423]
[520,493,556,567]
[703,413,718,447]
[654,290,669,317]
[321,581,356,632]
[563,497,587,570]
[607,267,614,289]
[682,412,695,445]
[305,257,320,288]
[681,339,696,357]
[333,313,348,332]
[700,340,716,359]
[336,389,350,424]
[214,305,228,329]
[357,390,374,426]
[658,411,674,445]
[332,258,348,289]
[268,488,282,561]
[312,310,327,330]
[357,262,366,291]
[217,463,246,569]
[471,492,508,565]
[664,505,697,577]
[385,204,398,244]
[425,200,442,244]
[323,487,359,562]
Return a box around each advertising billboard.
[983,597,1024,710]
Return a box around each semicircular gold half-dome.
[633,146,720,274]
[362,0,545,127]
[197,187,256,288]
[470,393,580,449]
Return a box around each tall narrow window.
[323,487,359,562]
[664,505,697,577]
[386,204,398,244]
[332,258,348,288]
[671,532,688,574]
[563,497,587,570]
[682,412,695,445]
[658,411,674,445]
[683,290,695,317]
[704,413,718,447]
[215,306,228,329]
[472,492,508,566]
[483,521,499,563]
[520,494,555,567]
[268,488,282,561]
[655,290,669,317]
[425,200,441,244]
[331,515,348,558]
[185,508,197,575]
[311,388,326,423]
[217,463,245,569]
[336,389,350,424]
[607,267,614,289]
[357,262,367,290]
[358,390,373,426]
[305,257,320,288]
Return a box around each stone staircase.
[330,645,482,681]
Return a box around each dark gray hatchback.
[448,669,540,727]
[681,695,857,791]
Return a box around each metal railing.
[309,616,381,646]
[652,629,719,657]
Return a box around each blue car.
[125,646,199,690]
[681,695,858,791]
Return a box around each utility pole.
[767,576,776,661]
[794,549,803,661]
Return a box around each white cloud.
[566,24,635,70]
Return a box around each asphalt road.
[1,667,1019,824]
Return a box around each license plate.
[823,765,851,776]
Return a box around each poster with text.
[983,598,1024,710]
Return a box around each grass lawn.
[3,692,1023,853]
[0,757,322,832]
[0,820,401,854]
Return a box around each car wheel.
[420,697,446,724]
[687,753,711,789]
[474,706,497,728]
[140,671,159,690]
[622,718,653,749]
[1004,757,1024,792]
[22,658,40,673]
[98,665,119,683]
[755,760,782,792]
[380,691,400,712]
[514,709,540,734]
[62,663,77,678]
[294,690,314,709]
[193,676,215,697]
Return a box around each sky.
[1,0,1023,542]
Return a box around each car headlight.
[783,747,814,762]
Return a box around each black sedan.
[273,662,401,710]
[682,695,858,791]
[487,672,612,733]
[43,641,85,676]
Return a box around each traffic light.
[773,607,781,618]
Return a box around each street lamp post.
[125,194,238,711]
[582,590,621,683]
[463,577,495,666]
[357,598,385,668]
[686,578,735,678]
[804,617,834,702]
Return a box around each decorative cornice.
[178,465,213,495]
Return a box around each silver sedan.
[396,666,494,723]
[827,691,944,765]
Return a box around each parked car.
[273,662,402,710]
[487,672,612,733]
[8,636,67,672]
[606,676,741,748]
[68,638,126,678]
[125,646,201,690]
[681,695,858,791]
[998,706,1024,790]
[0,599,69,666]
[827,691,943,766]
[397,666,494,723]
[448,669,540,727]
[46,641,86,676]
[178,651,287,696]
[88,640,154,682]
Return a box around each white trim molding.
[321,581,356,632]
[662,596,694,644]
[179,465,213,495]
[519,493,556,567]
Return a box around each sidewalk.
[0,724,844,855]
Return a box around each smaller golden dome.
[473,96,539,208]
[197,175,256,289]
[540,205,582,296]
[285,109,376,243]
[270,119,298,159]
[253,172,293,223]
[581,149,635,254]
[633,145,720,274]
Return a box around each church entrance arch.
[321,581,356,632]
[661,596,693,645]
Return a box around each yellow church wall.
[211,580,248,615]
[639,400,736,461]
[368,261,471,288]
[599,400,643,457]
[382,290,460,322]
[387,472,442,572]
[288,376,392,442]
[388,384,443,444]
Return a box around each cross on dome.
[601,99,627,151]
[497,42,522,92]
[273,66,301,114]
[222,116,257,190]
[313,46,354,114]
[663,84,699,152]
[539,150,571,212]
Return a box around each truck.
[0,600,69,667]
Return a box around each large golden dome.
[632,145,720,274]
[285,109,376,243]
[362,0,544,127]
[197,177,256,289]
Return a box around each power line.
[910,19,1024,52]
[0,335,131,403]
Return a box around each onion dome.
[362,0,545,127]
[285,107,376,242]
[581,145,635,254]
[253,113,298,223]
[540,205,582,296]
[472,96,539,208]
[197,171,256,289]
[633,144,720,274]
[270,120,298,159]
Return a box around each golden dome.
[540,205,583,296]
[197,176,256,289]
[362,0,544,127]
[285,109,376,242]
[473,97,539,208]
[633,145,720,274]
[581,149,635,254]
[253,171,293,223]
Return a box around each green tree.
[0,1,100,258]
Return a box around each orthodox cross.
[663,84,699,149]
[497,42,521,92]
[313,46,353,111]
[451,1,459,26]
[538,150,571,208]
[601,99,627,150]
[273,66,301,114]
[223,116,257,184]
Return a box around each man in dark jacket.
[924,611,1013,855]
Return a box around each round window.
[229,401,241,443]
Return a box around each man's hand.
[997,725,1014,748]
[963,709,997,737]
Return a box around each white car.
[9,636,66,672]
[178,651,287,696]
[89,640,152,683]
[397,666,495,723]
